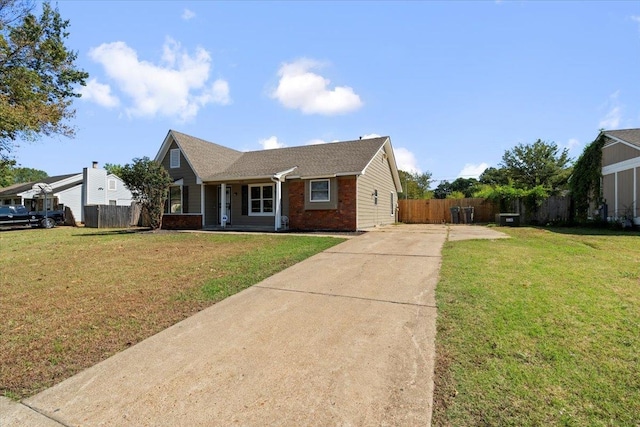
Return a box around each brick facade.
[288,177,357,231]
[162,214,202,230]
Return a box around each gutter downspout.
[271,166,298,231]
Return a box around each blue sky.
[12,1,640,185]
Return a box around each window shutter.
[183,186,189,213]
[241,185,248,215]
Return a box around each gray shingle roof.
[170,130,243,179]
[204,137,390,181]
[603,128,640,147]
[0,173,80,196]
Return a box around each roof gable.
[603,128,640,149]
[155,130,243,182]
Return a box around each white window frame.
[108,179,117,191]
[249,184,275,216]
[310,179,330,202]
[167,185,182,214]
[170,148,180,168]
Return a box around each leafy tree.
[500,139,571,192]
[0,161,47,187]
[12,166,47,183]
[446,191,465,200]
[569,135,606,221]
[479,167,509,186]
[433,177,480,199]
[398,170,433,199]
[0,158,16,187]
[104,163,124,177]
[0,1,88,162]
[118,157,172,230]
[433,180,452,199]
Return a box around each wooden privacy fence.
[511,196,572,225]
[398,198,499,224]
[398,196,573,225]
[84,204,141,228]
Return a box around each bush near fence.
[398,196,572,225]
[83,204,141,228]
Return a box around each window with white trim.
[108,179,117,191]
[249,184,274,216]
[310,179,330,202]
[170,148,180,168]
[164,186,182,213]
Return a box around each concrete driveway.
[3,224,507,426]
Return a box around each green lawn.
[1,227,344,399]
[433,227,640,426]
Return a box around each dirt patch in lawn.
[1,227,342,399]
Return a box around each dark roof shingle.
[0,173,80,196]
[204,137,389,181]
[170,130,243,179]
[603,128,640,147]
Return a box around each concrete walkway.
[3,224,507,426]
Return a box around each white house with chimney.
[0,162,133,223]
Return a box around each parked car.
[0,205,64,228]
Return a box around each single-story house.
[600,128,640,224]
[0,162,133,223]
[156,130,403,231]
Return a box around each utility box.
[495,213,520,226]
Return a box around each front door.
[217,185,231,225]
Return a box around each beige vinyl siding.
[602,174,615,209]
[602,140,640,166]
[637,169,640,218]
[160,141,201,213]
[617,169,634,217]
[357,148,397,229]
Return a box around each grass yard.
[433,227,640,426]
[0,227,344,399]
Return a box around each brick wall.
[288,177,357,231]
[162,214,202,230]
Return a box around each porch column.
[274,180,282,231]
[220,183,227,227]
[271,166,298,232]
[200,184,206,227]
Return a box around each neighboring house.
[155,130,403,231]
[0,162,133,223]
[600,128,640,223]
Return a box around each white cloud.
[87,38,229,122]
[599,107,621,129]
[79,78,120,108]
[182,9,196,20]
[599,91,622,129]
[259,136,286,150]
[393,147,421,174]
[567,138,581,151]
[271,58,363,115]
[458,163,489,179]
